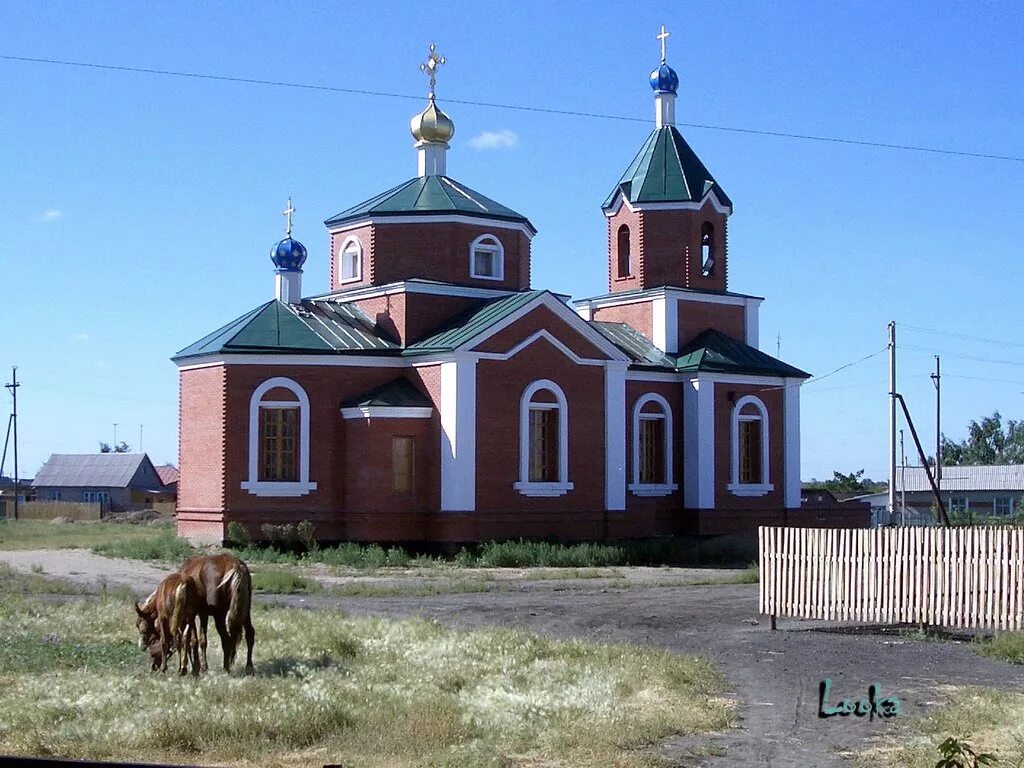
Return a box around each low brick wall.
[16,501,103,521]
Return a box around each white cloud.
[469,129,519,150]
[70,332,89,342]
[38,209,64,222]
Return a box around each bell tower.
[602,27,733,294]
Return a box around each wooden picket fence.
[759,526,1024,631]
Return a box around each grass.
[92,527,196,562]
[0,586,733,767]
[0,563,88,595]
[251,569,320,595]
[974,632,1024,665]
[855,687,1024,767]
[524,568,626,581]
[689,563,760,586]
[0,519,179,552]
[322,581,492,598]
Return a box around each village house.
[174,39,815,545]
[32,453,173,513]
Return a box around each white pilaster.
[651,295,678,353]
[655,92,676,129]
[440,356,477,511]
[683,376,716,509]
[417,142,448,177]
[744,299,760,349]
[575,302,593,321]
[784,380,802,509]
[274,270,302,304]
[604,363,627,510]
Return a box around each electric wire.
[3,53,1024,163]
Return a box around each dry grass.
[0,519,177,552]
[0,587,733,767]
[854,686,1024,767]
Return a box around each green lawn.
[0,519,178,552]
[0,575,734,768]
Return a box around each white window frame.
[241,376,317,497]
[514,379,573,497]
[629,392,677,497]
[728,394,773,497]
[469,234,504,281]
[339,236,363,284]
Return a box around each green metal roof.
[602,127,731,210]
[174,299,399,360]
[325,175,536,233]
[590,322,675,368]
[403,290,545,355]
[675,329,810,378]
[340,377,432,409]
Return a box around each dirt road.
[3,549,1022,767]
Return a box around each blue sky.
[2,1,1022,482]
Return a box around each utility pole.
[888,321,897,525]
[113,423,118,446]
[139,424,144,453]
[930,356,941,488]
[4,367,19,520]
[777,333,781,358]
[899,429,907,526]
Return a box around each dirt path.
[4,550,1022,767]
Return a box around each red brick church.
[174,37,809,544]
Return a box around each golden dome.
[410,97,455,144]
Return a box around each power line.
[804,347,889,385]
[901,343,1024,369]
[3,53,1024,164]
[902,324,1024,351]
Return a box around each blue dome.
[271,237,307,271]
[650,63,679,95]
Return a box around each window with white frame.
[995,496,1013,516]
[469,234,504,280]
[514,379,572,497]
[728,395,773,496]
[629,393,677,496]
[241,377,317,497]
[339,237,362,283]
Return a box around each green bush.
[296,520,317,551]
[92,529,195,562]
[225,521,251,548]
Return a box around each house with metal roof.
[32,453,173,512]
[858,464,1024,526]
[173,37,823,545]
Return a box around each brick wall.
[624,380,684,531]
[640,206,729,291]
[606,207,644,292]
[178,366,226,512]
[591,300,654,342]
[473,304,610,360]
[676,299,746,347]
[349,292,486,346]
[712,382,785,511]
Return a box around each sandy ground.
[3,549,1023,767]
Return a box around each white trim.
[240,377,317,497]
[603,190,733,217]
[327,214,536,238]
[625,371,679,382]
[338,236,363,284]
[654,91,676,129]
[683,377,715,508]
[784,381,802,509]
[630,392,677,497]
[605,363,627,510]
[651,295,679,353]
[516,379,573,497]
[467,292,630,363]
[469,234,505,281]
[728,394,773,496]
[652,295,666,352]
[311,279,517,303]
[475,329,606,366]
[440,357,476,511]
[177,355,412,370]
[575,286,763,312]
[701,373,788,387]
[744,299,759,349]
[274,271,302,304]
[340,406,433,419]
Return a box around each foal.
[135,572,201,676]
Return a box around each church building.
[173,35,810,545]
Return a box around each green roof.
[340,377,432,409]
[403,290,545,355]
[174,299,399,360]
[675,329,810,378]
[591,322,675,368]
[325,175,536,233]
[602,127,731,210]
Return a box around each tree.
[99,441,131,453]
[940,411,1024,466]
[803,469,886,494]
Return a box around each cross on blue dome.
[270,197,307,272]
[650,24,679,95]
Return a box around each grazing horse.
[134,572,200,676]
[178,553,256,674]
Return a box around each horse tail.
[225,562,251,666]
[170,582,188,639]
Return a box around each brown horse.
[178,553,255,674]
[134,572,200,676]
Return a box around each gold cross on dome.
[420,42,446,99]
[657,25,670,63]
[283,197,295,237]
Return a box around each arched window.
[241,377,317,497]
[630,393,677,496]
[701,222,715,277]
[339,236,362,283]
[470,234,504,280]
[616,224,631,278]
[728,395,772,496]
[513,379,573,497]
